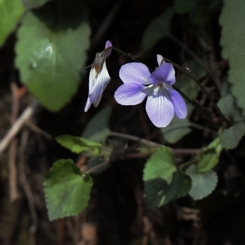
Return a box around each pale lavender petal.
[89,61,111,107]
[150,63,175,85]
[145,88,174,127]
[156,54,164,66]
[84,97,92,112]
[168,88,187,119]
[114,83,146,105]
[119,63,151,85]
[104,40,112,57]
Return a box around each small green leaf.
[218,94,245,149]
[220,122,245,149]
[161,103,192,144]
[185,164,218,200]
[143,146,191,207]
[44,159,93,221]
[174,0,196,14]
[142,7,174,50]
[218,94,243,121]
[56,135,102,156]
[197,138,222,172]
[220,0,245,115]
[22,0,50,9]
[82,106,112,142]
[0,0,25,47]
[15,1,90,111]
[161,117,191,144]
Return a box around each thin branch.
[169,34,213,78]
[19,130,38,245]
[109,131,201,155]
[0,100,38,156]
[85,161,109,174]
[91,0,124,48]
[9,82,20,202]
[109,131,161,147]
[165,58,230,127]
[26,121,53,140]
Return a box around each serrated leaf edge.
[43,159,93,221]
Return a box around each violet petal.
[119,63,151,85]
[84,97,92,112]
[156,54,164,66]
[150,63,175,85]
[168,88,187,119]
[114,83,146,105]
[145,88,174,127]
[89,61,111,107]
[104,40,112,58]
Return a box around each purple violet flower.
[84,40,112,112]
[114,55,187,127]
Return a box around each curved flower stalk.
[114,55,187,127]
[84,40,113,112]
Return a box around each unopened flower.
[84,40,112,112]
[114,55,187,127]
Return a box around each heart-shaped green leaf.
[185,164,218,200]
[15,1,90,111]
[44,159,93,221]
[143,146,191,207]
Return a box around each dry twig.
[0,100,38,156]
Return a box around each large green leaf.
[22,0,50,9]
[0,0,25,47]
[82,106,112,142]
[56,135,102,156]
[141,7,174,50]
[185,164,218,200]
[15,1,90,111]
[44,159,93,221]
[220,0,245,114]
[143,146,191,207]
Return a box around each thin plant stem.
[170,34,222,93]
[189,122,214,133]
[172,85,218,129]
[110,131,161,147]
[169,34,212,76]
[165,58,230,127]
[109,131,201,155]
